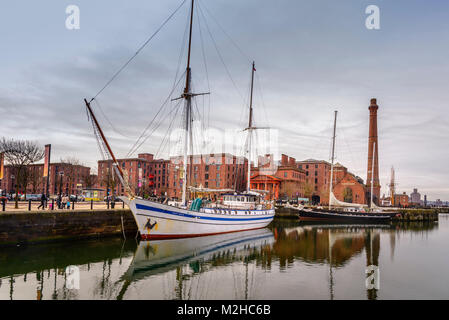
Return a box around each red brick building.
[296,159,331,204]
[168,153,248,199]
[0,163,91,196]
[251,154,306,200]
[295,159,368,205]
[394,192,410,207]
[98,153,248,199]
[98,153,170,197]
[332,163,368,205]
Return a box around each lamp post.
[58,172,64,208]
[11,174,15,200]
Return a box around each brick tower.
[367,98,380,205]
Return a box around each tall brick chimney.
[367,98,380,204]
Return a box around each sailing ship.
[292,111,394,223]
[83,0,275,239]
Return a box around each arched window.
[343,187,353,203]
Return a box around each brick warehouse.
[251,154,306,200]
[168,153,248,199]
[0,163,91,196]
[97,153,170,197]
[98,152,248,199]
[296,159,331,204]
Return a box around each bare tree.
[84,174,98,189]
[101,164,117,199]
[302,180,314,201]
[60,157,82,195]
[0,138,44,208]
[27,166,42,194]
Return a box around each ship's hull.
[123,197,275,240]
[298,209,393,223]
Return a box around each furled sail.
[329,192,367,208]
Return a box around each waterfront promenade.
[1,201,127,212]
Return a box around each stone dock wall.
[0,209,138,246]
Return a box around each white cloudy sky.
[1,0,448,200]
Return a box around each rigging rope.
[126,70,186,157]
[197,2,246,105]
[126,8,190,158]
[89,0,188,103]
[195,2,211,130]
[92,98,134,139]
[128,89,187,158]
[155,99,183,159]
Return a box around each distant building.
[394,192,410,207]
[296,159,331,204]
[98,153,170,197]
[332,163,367,206]
[0,163,91,196]
[380,195,391,206]
[168,153,248,199]
[410,188,421,205]
[251,154,306,200]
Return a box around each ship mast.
[329,110,337,210]
[84,98,134,197]
[180,0,195,206]
[246,61,256,192]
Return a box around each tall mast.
[390,166,395,206]
[84,99,134,197]
[246,61,255,192]
[370,142,376,208]
[329,110,337,210]
[181,0,195,206]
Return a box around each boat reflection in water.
[116,228,275,299]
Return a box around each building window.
[284,172,287,178]
[205,165,209,172]
[315,178,318,183]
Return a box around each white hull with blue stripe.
[121,197,275,240]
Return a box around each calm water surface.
[1,215,448,300]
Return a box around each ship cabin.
[221,193,260,210]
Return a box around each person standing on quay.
[62,195,67,209]
[37,194,46,210]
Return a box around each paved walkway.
[1,201,128,212]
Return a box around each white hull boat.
[122,197,274,240]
